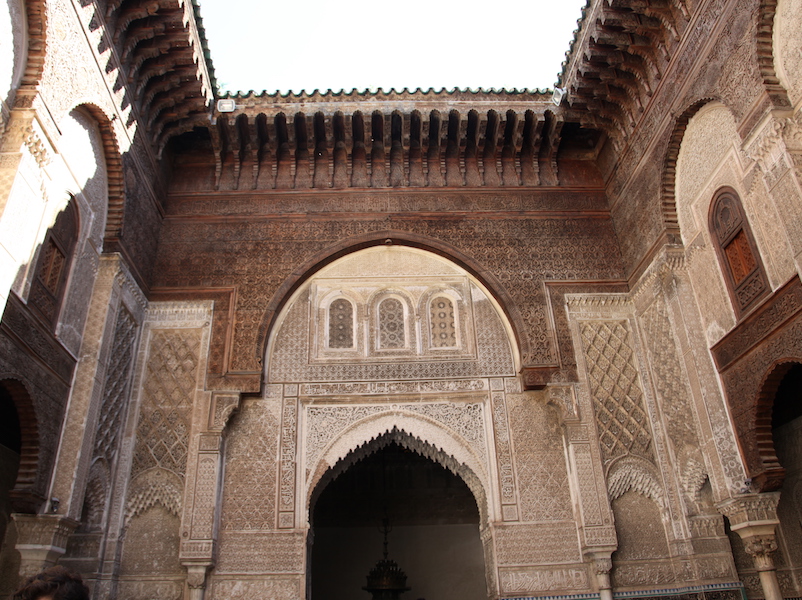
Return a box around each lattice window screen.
[328,298,354,348]
[430,297,457,347]
[378,298,405,348]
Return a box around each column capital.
[184,563,212,600]
[716,493,783,600]
[716,492,780,534]
[185,564,211,589]
[590,554,612,576]
[743,535,780,571]
[11,514,79,577]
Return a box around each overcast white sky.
[197,0,588,95]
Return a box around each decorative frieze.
[300,378,487,397]
[498,566,588,594]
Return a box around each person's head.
[13,565,90,600]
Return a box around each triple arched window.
[709,188,769,317]
[322,288,463,357]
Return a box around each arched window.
[430,296,457,348]
[328,298,354,349]
[709,188,769,317]
[378,297,405,349]
[29,200,78,328]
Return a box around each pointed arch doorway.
[309,431,488,600]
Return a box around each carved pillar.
[11,514,78,578]
[717,493,782,600]
[50,256,145,525]
[179,392,240,599]
[549,385,619,595]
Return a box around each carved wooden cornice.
[90,0,216,150]
[560,0,692,145]
[164,94,609,191]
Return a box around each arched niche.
[753,360,802,489]
[44,107,109,354]
[266,245,518,384]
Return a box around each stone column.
[717,492,782,600]
[186,564,211,600]
[588,553,613,600]
[11,514,78,579]
[743,535,783,600]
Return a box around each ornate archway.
[308,428,490,600]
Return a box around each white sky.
[197,0,588,95]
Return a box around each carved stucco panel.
[304,401,487,475]
[220,397,280,531]
[189,454,218,540]
[41,0,113,122]
[494,522,581,565]
[215,531,305,574]
[209,577,301,600]
[490,387,517,514]
[129,327,202,482]
[278,393,298,528]
[105,302,212,575]
[572,442,605,528]
[506,392,573,522]
[577,319,656,467]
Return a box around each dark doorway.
[0,382,22,548]
[310,441,487,600]
[770,363,802,590]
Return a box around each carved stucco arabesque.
[742,108,802,270]
[566,248,745,587]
